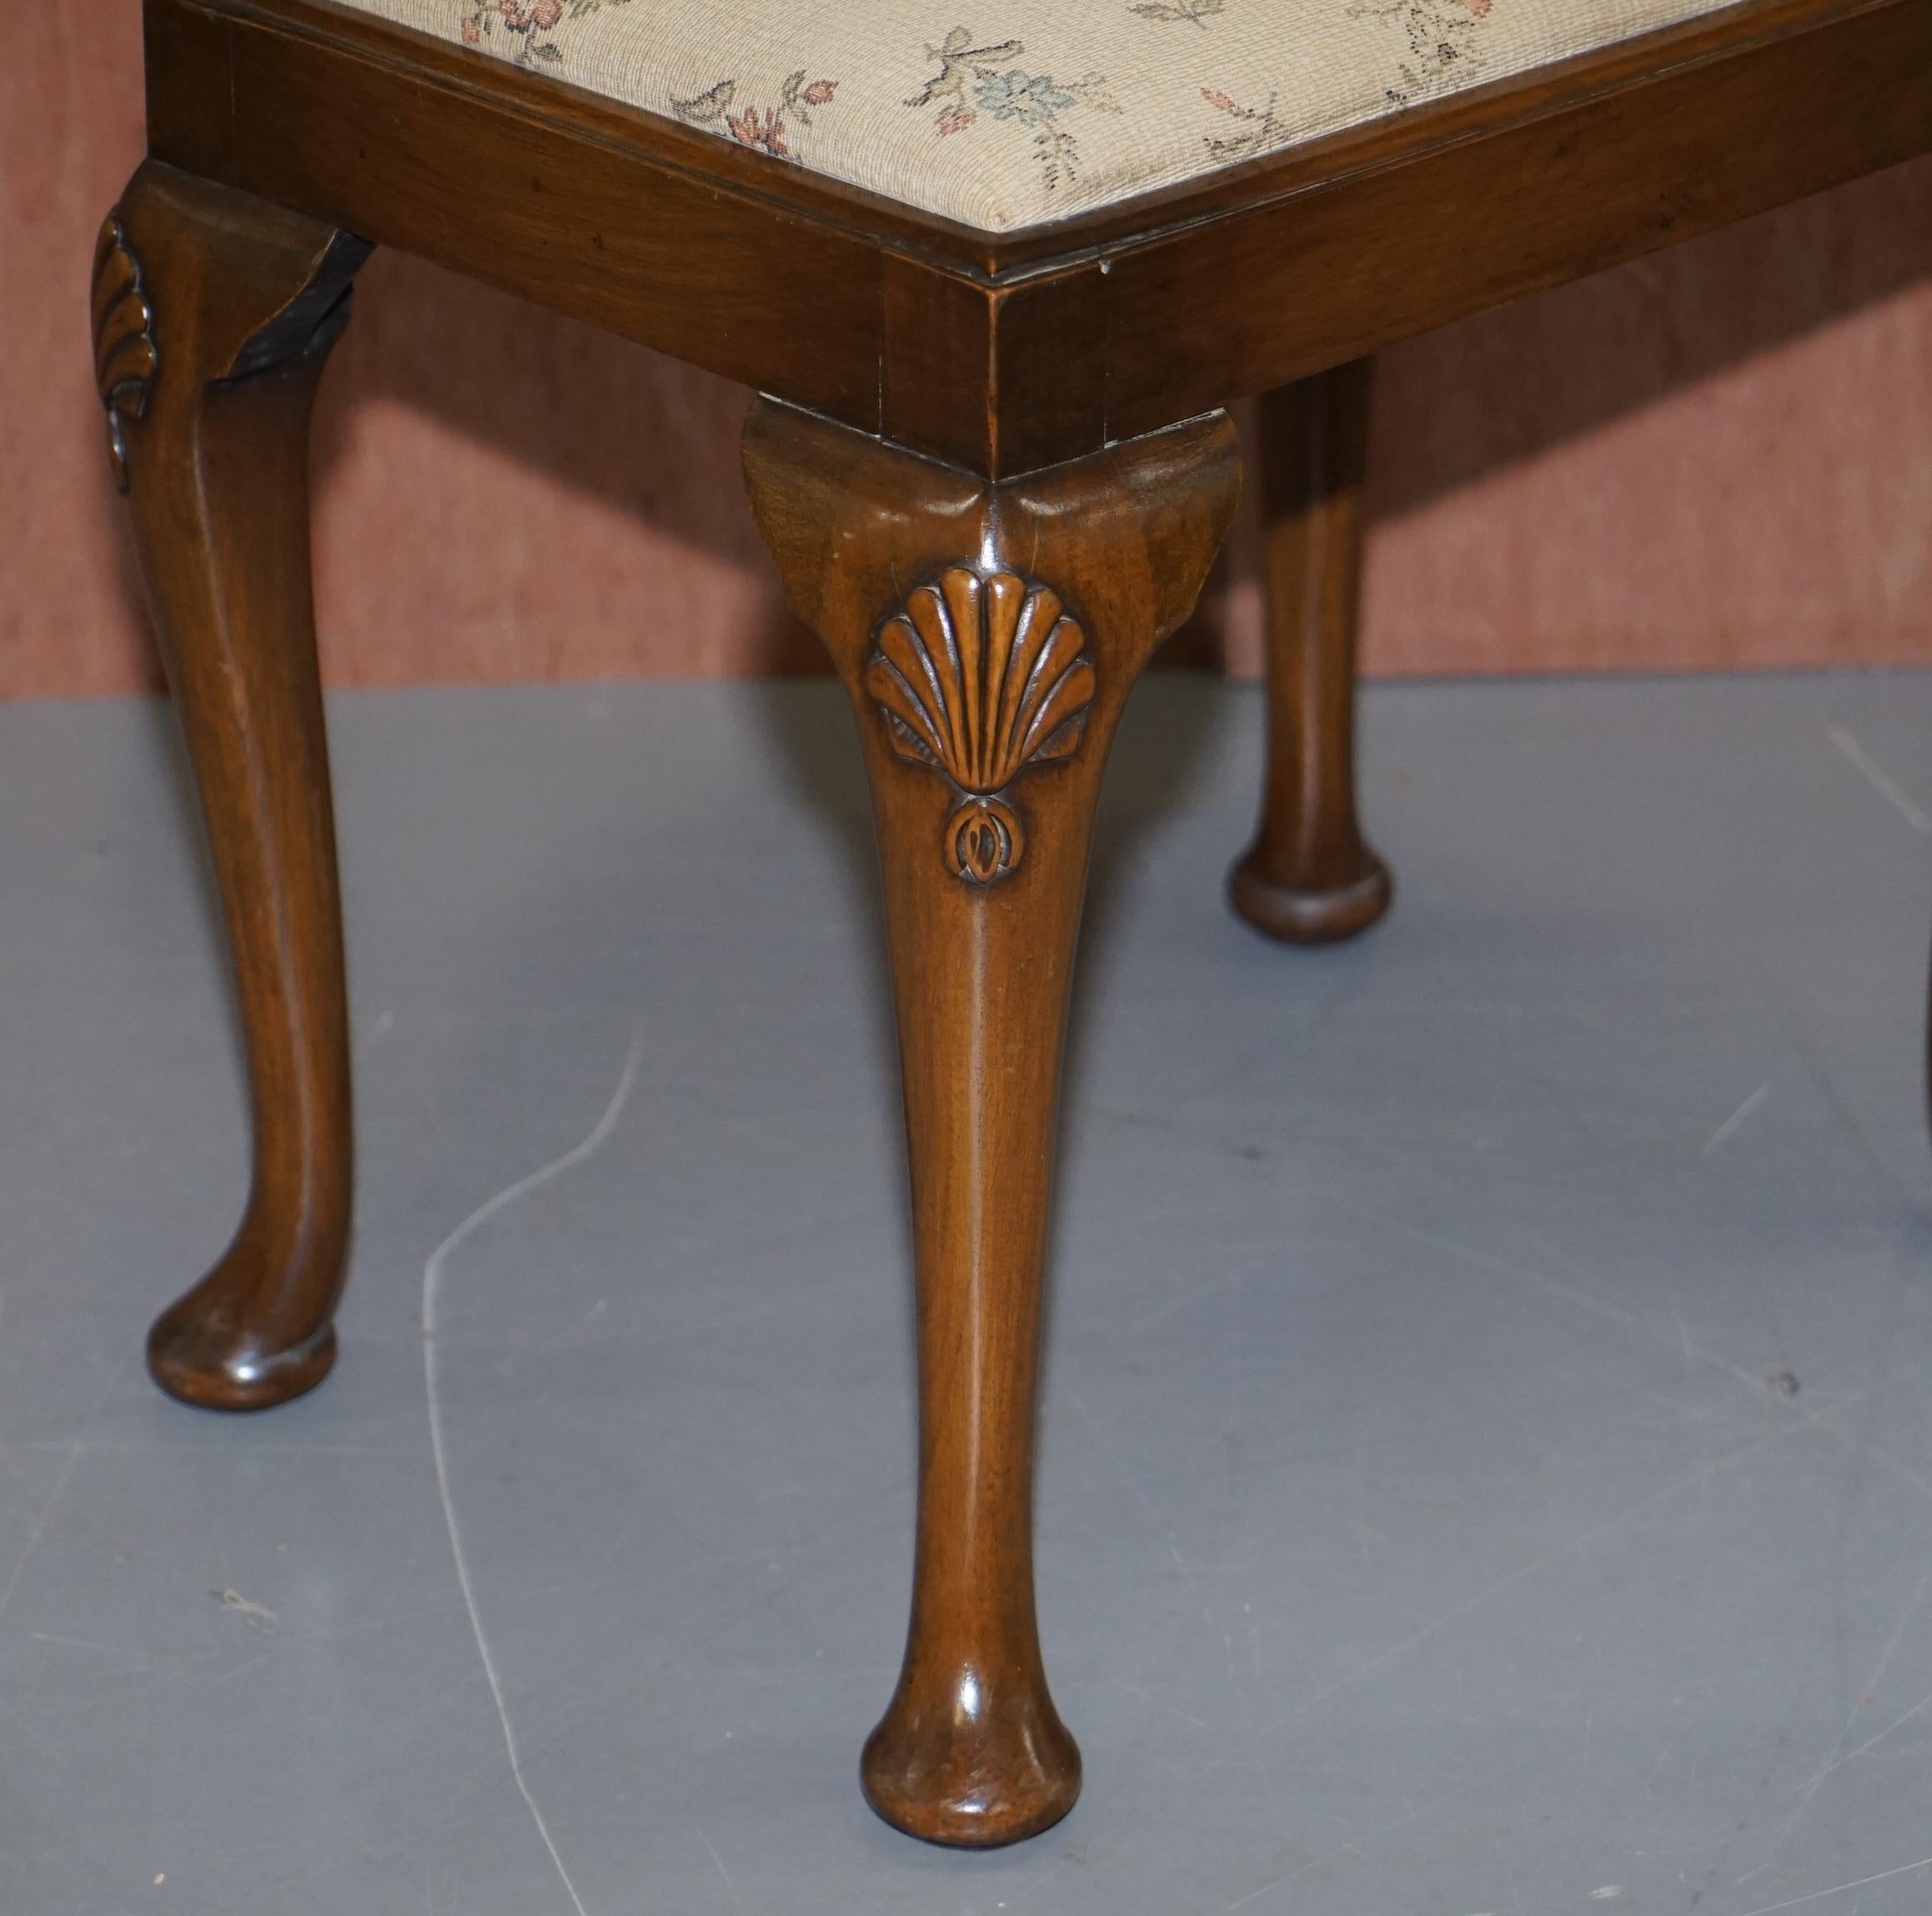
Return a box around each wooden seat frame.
[95,0,1932,1847]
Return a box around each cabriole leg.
[1230,360,1393,943]
[744,401,1240,1845]
[95,162,369,1410]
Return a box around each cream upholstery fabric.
[339,0,1740,233]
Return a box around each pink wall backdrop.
[8,3,1932,699]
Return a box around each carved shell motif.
[865,568,1096,884]
[92,216,158,494]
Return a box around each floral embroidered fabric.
[336,0,1742,233]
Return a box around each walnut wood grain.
[1232,364,1393,944]
[744,401,1241,1844]
[880,258,1106,478]
[101,162,367,1411]
[144,0,1932,474]
[1103,0,1932,438]
[145,0,884,429]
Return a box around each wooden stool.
[95,0,1932,1845]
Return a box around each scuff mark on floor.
[423,1023,645,1916]
[1828,724,1931,835]
[1704,1083,1770,1156]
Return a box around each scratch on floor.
[423,1024,645,1916]
[1736,1852,1932,1916]
[28,1631,109,1653]
[1703,1083,1770,1157]
[1216,1868,1292,1913]
[0,1345,129,1638]
[1393,1207,1846,1435]
[1148,1398,1842,1826]
[697,1828,748,1916]
[1218,1842,1365,1915]
[1795,1682,1932,1794]
[1744,1564,1932,1882]
[1828,725,1932,835]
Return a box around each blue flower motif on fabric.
[973,69,1076,126]
[908,27,1118,189]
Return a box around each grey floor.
[4,673,1932,1915]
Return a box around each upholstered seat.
[342,0,1739,231]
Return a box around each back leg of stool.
[1229,359,1393,945]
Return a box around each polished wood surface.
[93,0,1932,1847]
[744,401,1241,1844]
[1102,0,1932,437]
[101,162,364,1410]
[144,0,1932,474]
[1232,362,1393,945]
[22,28,1932,701]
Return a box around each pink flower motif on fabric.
[456,0,570,67]
[672,69,843,163]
